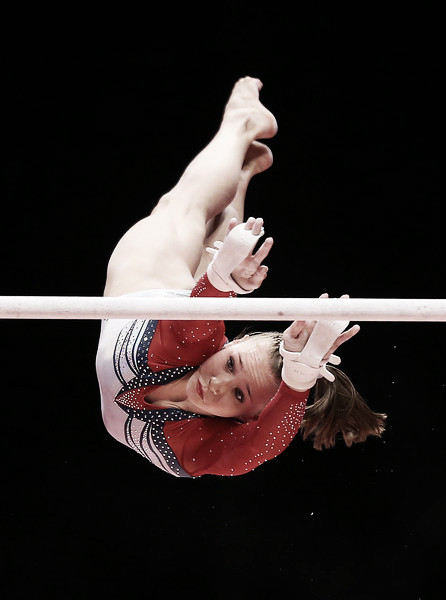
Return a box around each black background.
[2,5,444,599]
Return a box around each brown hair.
[240,330,387,450]
[303,365,387,450]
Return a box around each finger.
[253,265,269,283]
[288,320,307,338]
[252,237,274,264]
[244,266,269,291]
[251,217,264,236]
[335,325,360,348]
[323,324,360,359]
[259,265,269,279]
[319,292,329,298]
[226,218,238,235]
[284,321,315,350]
[244,217,256,230]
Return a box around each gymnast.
[96,77,386,477]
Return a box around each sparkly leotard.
[96,274,309,477]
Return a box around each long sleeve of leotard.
[153,274,234,364]
[164,382,309,477]
[192,272,237,299]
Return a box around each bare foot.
[223,76,278,140]
[243,141,273,176]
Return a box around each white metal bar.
[0,296,445,321]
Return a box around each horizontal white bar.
[0,296,445,321]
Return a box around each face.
[185,336,280,420]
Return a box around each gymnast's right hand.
[206,217,273,294]
[280,298,360,391]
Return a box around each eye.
[227,357,244,402]
[234,388,244,403]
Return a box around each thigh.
[104,196,207,296]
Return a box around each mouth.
[196,380,204,399]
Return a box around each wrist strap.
[279,341,341,391]
[207,268,251,295]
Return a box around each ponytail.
[301,366,387,450]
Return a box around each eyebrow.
[238,355,252,400]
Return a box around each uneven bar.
[0,296,445,321]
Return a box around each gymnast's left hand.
[283,294,361,356]
[228,217,274,292]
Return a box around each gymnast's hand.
[206,216,273,294]
[280,294,361,391]
[228,217,274,292]
[283,294,360,358]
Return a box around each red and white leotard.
[96,274,309,477]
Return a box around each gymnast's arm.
[173,383,309,477]
[157,216,272,348]
[151,273,234,365]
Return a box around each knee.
[151,193,173,215]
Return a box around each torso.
[96,281,228,447]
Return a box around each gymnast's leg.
[103,77,277,296]
[193,140,273,279]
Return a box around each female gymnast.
[96,77,386,477]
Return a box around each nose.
[208,375,229,396]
